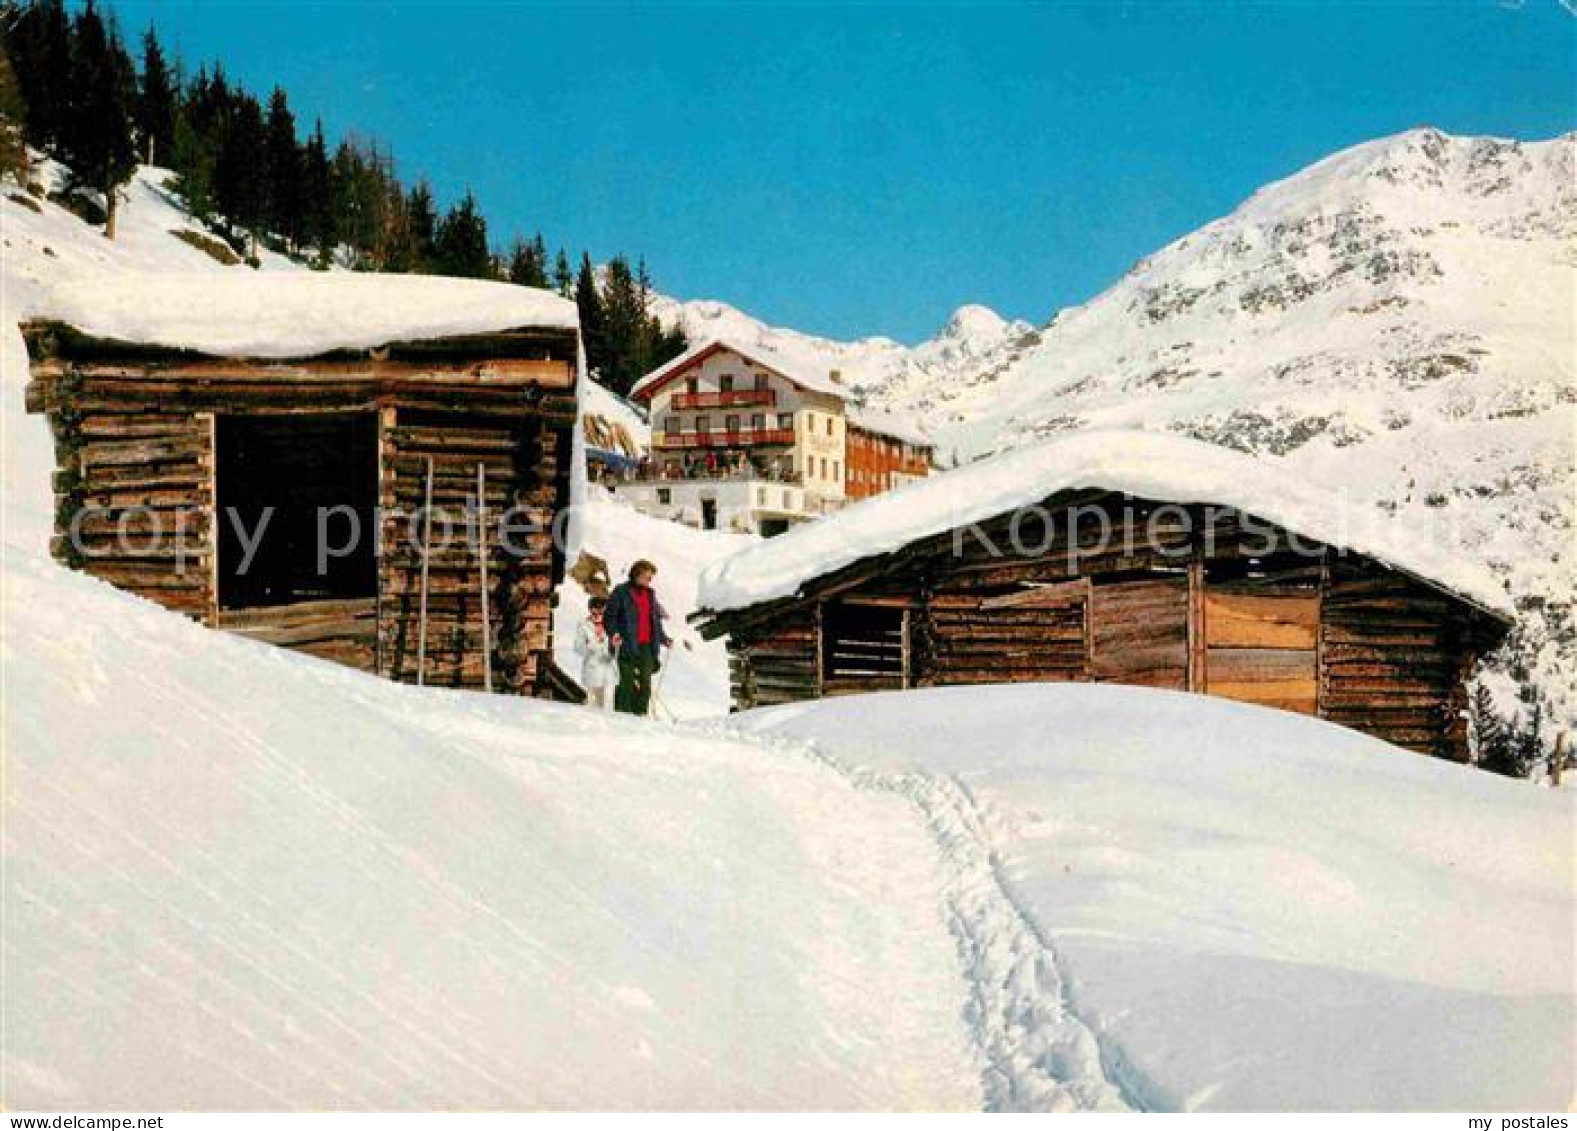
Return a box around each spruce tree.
[9,0,72,152]
[404,180,437,271]
[215,89,265,250]
[0,50,31,184]
[262,87,300,249]
[434,189,492,278]
[553,248,573,296]
[60,0,138,238]
[300,119,336,267]
[506,234,548,287]
[575,252,608,380]
[136,25,176,166]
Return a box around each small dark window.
[720,374,734,392]
[751,413,765,430]
[656,488,671,505]
[725,414,740,432]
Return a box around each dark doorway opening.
[701,498,718,530]
[759,517,790,538]
[216,412,379,609]
[821,600,908,693]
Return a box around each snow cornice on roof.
[631,337,851,402]
[27,272,579,361]
[695,429,1515,623]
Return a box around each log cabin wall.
[726,604,820,709]
[23,321,579,698]
[704,489,1506,760]
[1320,556,1487,761]
[378,406,567,693]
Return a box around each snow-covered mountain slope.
[734,684,1576,1111]
[649,291,1036,434]
[853,129,1576,732]
[2,161,303,315]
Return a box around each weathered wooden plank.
[1204,592,1318,649]
[1209,678,1318,713]
[1207,647,1317,682]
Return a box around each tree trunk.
[104,185,117,240]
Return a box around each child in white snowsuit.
[574,596,619,710]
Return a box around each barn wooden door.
[1200,577,1319,714]
[1088,575,1190,690]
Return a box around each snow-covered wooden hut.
[23,272,584,698]
[693,431,1512,761]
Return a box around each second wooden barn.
[694,431,1513,762]
[23,272,583,698]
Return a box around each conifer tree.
[262,87,300,249]
[0,50,31,185]
[9,0,71,152]
[434,189,492,278]
[506,233,548,287]
[553,248,573,296]
[60,0,137,238]
[403,180,437,271]
[136,25,176,166]
[300,119,336,266]
[215,89,265,249]
[575,252,609,379]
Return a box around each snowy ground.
[730,684,1577,1111]
[2,545,982,1109]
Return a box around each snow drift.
[732,684,1576,1111]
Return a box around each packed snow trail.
[714,727,1135,1112]
[730,685,1577,1112]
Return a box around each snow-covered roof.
[696,429,1514,619]
[847,404,932,448]
[631,338,851,401]
[36,271,578,359]
[582,377,650,459]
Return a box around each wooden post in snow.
[477,462,493,694]
[416,456,434,687]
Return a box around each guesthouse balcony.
[653,428,796,449]
[667,388,777,410]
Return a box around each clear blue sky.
[108,1,1575,342]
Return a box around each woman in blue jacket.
[602,559,671,715]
